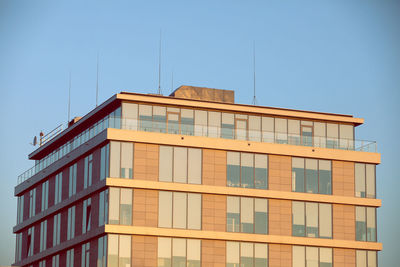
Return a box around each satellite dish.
[33,136,37,146]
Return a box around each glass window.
[226,242,240,267]
[153,106,167,133]
[108,235,118,267]
[159,146,173,182]
[139,104,152,131]
[109,188,120,224]
[262,117,274,143]
[241,197,254,233]
[292,158,305,193]
[367,207,376,242]
[313,122,326,148]
[222,113,235,139]
[158,191,172,228]
[366,165,376,198]
[275,118,288,144]
[241,243,254,267]
[249,116,261,142]
[254,198,268,234]
[340,124,354,150]
[100,144,109,181]
[367,251,377,267]
[227,152,240,187]
[227,196,240,232]
[319,160,332,195]
[120,142,133,179]
[174,147,188,183]
[181,109,194,136]
[167,111,180,134]
[306,247,318,267]
[355,163,366,198]
[187,239,201,267]
[188,148,202,184]
[241,153,254,188]
[326,123,339,148]
[292,246,305,267]
[356,206,366,241]
[235,114,248,140]
[120,189,132,225]
[305,159,318,194]
[306,203,318,238]
[208,111,221,138]
[194,110,207,137]
[301,124,313,147]
[288,119,300,145]
[356,250,367,267]
[255,154,268,189]
[172,238,186,267]
[158,237,171,267]
[121,102,138,130]
[319,247,332,267]
[254,243,268,267]
[187,194,201,230]
[173,192,187,229]
[119,235,131,267]
[319,204,332,239]
[110,141,121,178]
[292,202,305,237]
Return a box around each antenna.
[252,41,257,105]
[68,72,71,123]
[96,53,99,107]
[158,30,162,95]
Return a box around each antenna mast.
[96,53,99,107]
[158,30,162,95]
[252,41,257,105]
[68,72,71,123]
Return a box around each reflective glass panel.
[241,197,254,233]
[305,159,318,194]
[292,202,305,237]
[254,154,268,189]
[254,198,268,234]
[173,147,187,183]
[173,193,187,229]
[159,146,173,182]
[227,152,240,187]
[227,196,240,232]
[319,160,332,195]
[292,158,305,193]
[241,153,254,188]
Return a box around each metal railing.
[17,116,377,185]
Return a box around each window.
[356,250,377,267]
[100,143,110,180]
[194,110,207,137]
[40,220,47,252]
[69,163,77,197]
[292,246,332,267]
[292,202,332,239]
[227,197,268,234]
[249,116,261,142]
[159,146,202,184]
[158,237,201,267]
[15,233,22,262]
[139,104,153,131]
[99,189,109,227]
[39,260,46,267]
[82,198,92,234]
[84,154,93,189]
[52,254,60,267]
[181,109,194,135]
[226,242,268,267]
[122,102,138,130]
[356,207,376,242]
[355,163,376,198]
[235,114,248,140]
[326,123,339,149]
[158,191,201,230]
[81,242,90,267]
[275,118,288,144]
[109,142,134,179]
[67,206,76,240]
[208,111,221,138]
[109,188,133,225]
[227,152,268,189]
[27,226,34,257]
[53,213,61,246]
[17,195,24,224]
[66,248,74,267]
[221,113,234,139]
[29,188,36,218]
[339,124,354,150]
[153,106,167,133]
[108,234,131,267]
[261,117,274,143]
[54,172,62,205]
[97,236,108,267]
[292,158,331,195]
[41,180,49,212]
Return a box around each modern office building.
[13,86,381,267]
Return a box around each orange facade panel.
[269,199,292,236]
[333,204,355,241]
[132,235,158,267]
[334,248,356,267]
[333,160,355,197]
[133,189,158,227]
[134,143,159,181]
[269,155,292,191]
[202,149,227,187]
[201,240,226,267]
[202,194,226,232]
[269,244,292,267]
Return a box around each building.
[13,86,381,267]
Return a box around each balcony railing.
[17,116,377,185]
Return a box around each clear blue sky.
[0,0,399,265]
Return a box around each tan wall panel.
[203,149,226,186]
[269,244,292,267]
[334,248,356,267]
[333,204,355,241]
[134,143,159,181]
[132,235,157,267]
[269,199,292,236]
[332,161,355,197]
[202,194,226,232]
[269,155,292,191]
[202,240,225,267]
[133,189,158,227]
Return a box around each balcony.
[17,116,377,186]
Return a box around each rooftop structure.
[14,86,381,267]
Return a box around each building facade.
[14,86,381,267]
